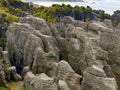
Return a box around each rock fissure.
[0,16,119,90]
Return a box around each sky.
[22,0,120,14]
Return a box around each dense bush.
[32,4,110,23]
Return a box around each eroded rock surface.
[6,17,59,75]
[82,65,118,90]
[6,16,120,90]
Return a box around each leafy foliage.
[32,4,110,23]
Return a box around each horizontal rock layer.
[5,16,120,90]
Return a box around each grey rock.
[82,66,118,90]
[24,73,58,90]
[111,10,120,27]
[0,65,7,87]
[7,16,59,75]
[103,19,113,29]
[58,80,71,90]
[24,72,35,90]
[61,16,75,25]
[19,16,52,36]
[85,65,107,77]
[100,30,120,88]
[6,16,120,90]
[56,61,81,90]
[87,20,113,32]
[0,49,8,87]
[8,66,22,81]
[2,51,10,65]
[22,66,30,77]
[9,66,16,73]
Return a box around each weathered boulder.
[0,48,8,87]
[103,19,113,29]
[111,10,120,27]
[116,23,120,29]
[24,72,35,90]
[24,60,81,90]
[56,61,81,90]
[54,16,120,90]
[6,16,120,90]
[51,17,119,89]
[81,65,118,90]
[8,66,22,81]
[6,16,59,75]
[19,16,52,36]
[87,20,113,32]
[61,16,75,25]
[24,72,58,90]
[64,22,109,74]
[100,30,120,89]
[58,80,71,90]
[0,62,7,87]
[22,66,30,77]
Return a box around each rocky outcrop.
[61,20,110,74]
[111,10,120,27]
[8,66,22,81]
[0,61,7,87]
[6,16,59,75]
[81,65,118,90]
[56,61,81,90]
[24,72,35,90]
[0,47,7,87]
[58,80,70,90]
[31,73,58,90]
[24,60,81,90]
[6,16,120,90]
[100,29,120,89]
[24,72,58,90]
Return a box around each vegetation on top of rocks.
[0,0,29,25]
[0,0,31,48]
[32,4,110,23]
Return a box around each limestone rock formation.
[6,16,59,75]
[8,66,22,81]
[22,66,30,77]
[58,80,71,90]
[56,61,81,90]
[24,72,58,90]
[82,65,118,90]
[19,16,52,36]
[63,20,109,74]
[100,29,120,89]
[24,72,35,90]
[0,62,7,87]
[0,48,9,87]
[111,10,120,27]
[24,60,81,90]
[6,16,120,90]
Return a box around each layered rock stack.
[0,47,22,89]
[5,16,120,90]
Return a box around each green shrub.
[85,18,91,22]
[0,87,7,90]
[104,13,110,19]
